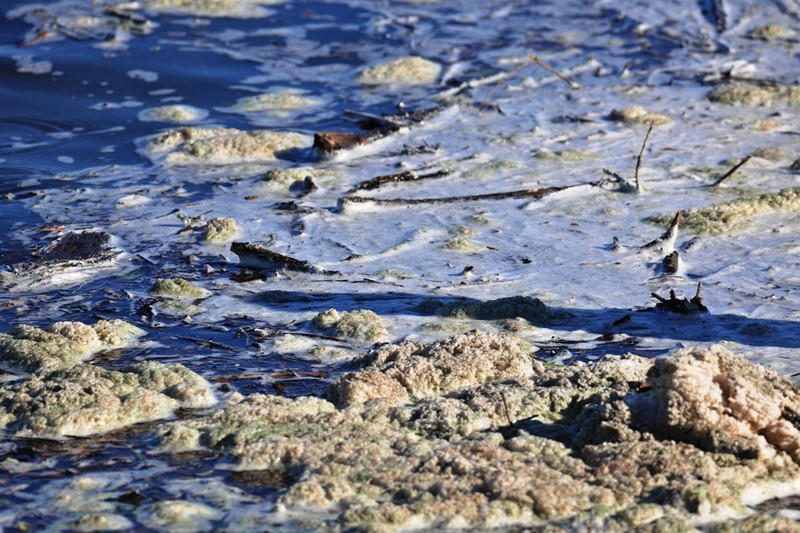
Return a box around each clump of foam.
[138,105,208,124]
[0,361,216,438]
[144,126,309,165]
[312,309,390,344]
[149,277,211,299]
[609,105,671,125]
[358,56,441,85]
[710,82,800,106]
[202,217,239,243]
[647,187,800,234]
[0,319,145,373]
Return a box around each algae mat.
[1,0,800,530]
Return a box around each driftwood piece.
[651,282,708,314]
[230,242,339,275]
[350,169,451,192]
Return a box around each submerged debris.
[156,340,800,531]
[312,309,390,344]
[0,362,216,438]
[0,320,145,373]
[651,282,708,314]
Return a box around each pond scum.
[2,0,800,531]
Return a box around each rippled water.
[1,0,799,530]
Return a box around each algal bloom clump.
[144,126,309,165]
[312,308,390,344]
[0,319,145,373]
[647,187,800,234]
[358,56,441,85]
[156,339,800,531]
[0,361,217,438]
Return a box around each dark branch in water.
[634,122,654,193]
[710,155,751,187]
[349,169,451,192]
[230,242,339,275]
[651,282,708,314]
[338,186,569,211]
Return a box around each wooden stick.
[710,155,751,187]
[339,186,569,211]
[634,122,654,192]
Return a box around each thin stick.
[350,169,451,192]
[710,155,751,187]
[634,122,654,192]
[500,391,514,426]
[483,54,579,108]
[339,186,569,211]
[528,55,580,90]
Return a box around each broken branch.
[634,121,654,192]
[349,169,451,192]
[710,155,751,187]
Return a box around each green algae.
[145,126,309,165]
[230,89,321,112]
[646,187,800,234]
[149,277,211,299]
[155,339,800,531]
[140,0,283,18]
[312,308,390,344]
[202,217,239,244]
[137,500,224,532]
[0,319,145,373]
[433,295,558,324]
[710,82,800,106]
[357,56,441,85]
[138,104,208,124]
[534,148,599,161]
[0,361,216,438]
[609,106,671,125]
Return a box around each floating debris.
[651,282,708,314]
[228,89,322,113]
[230,242,338,275]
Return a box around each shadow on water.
[251,289,800,350]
